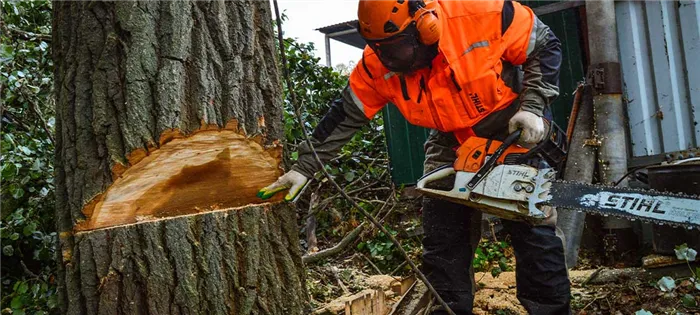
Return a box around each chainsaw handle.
[465,129,522,190]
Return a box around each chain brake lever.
[465,129,522,190]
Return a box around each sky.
[271,0,364,68]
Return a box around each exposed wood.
[345,290,387,315]
[78,130,282,231]
[390,275,416,296]
[306,192,320,254]
[388,281,431,315]
[312,275,397,315]
[641,254,687,269]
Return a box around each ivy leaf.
[17,282,28,294]
[9,183,25,199]
[674,243,697,261]
[11,295,23,309]
[682,294,697,307]
[2,163,18,178]
[3,245,14,256]
[657,276,676,292]
[344,171,355,182]
[18,145,33,155]
[23,222,37,236]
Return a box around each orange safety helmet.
[357,0,441,45]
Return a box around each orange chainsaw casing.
[453,137,530,172]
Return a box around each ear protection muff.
[409,0,441,45]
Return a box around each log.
[52,1,307,314]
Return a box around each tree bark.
[52,1,307,314]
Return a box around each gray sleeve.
[519,17,562,117]
[291,84,372,178]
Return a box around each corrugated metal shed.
[616,0,700,157]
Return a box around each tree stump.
[52,1,307,314]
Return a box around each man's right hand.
[257,170,309,202]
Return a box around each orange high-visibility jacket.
[291,0,562,179]
[349,0,537,143]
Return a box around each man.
[259,0,570,313]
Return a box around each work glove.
[508,110,545,147]
[257,170,309,202]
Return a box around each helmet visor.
[364,24,421,73]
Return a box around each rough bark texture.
[70,204,306,315]
[53,1,307,313]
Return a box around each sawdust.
[473,287,526,315]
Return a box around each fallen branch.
[303,222,366,264]
[305,192,320,254]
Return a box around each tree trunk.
[52,1,307,314]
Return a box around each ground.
[302,196,700,314]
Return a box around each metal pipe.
[586,0,632,230]
[558,85,596,268]
[325,35,332,67]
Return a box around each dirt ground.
[308,265,700,314]
[472,269,700,315]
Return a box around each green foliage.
[275,15,387,186]
[473,239,513,278]
[275,15,391,250]
[356,225,420,273]
[1,0,58,313]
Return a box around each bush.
[1,1,59,313]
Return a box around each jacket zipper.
[451,69,479,119]
[423,75,443,130]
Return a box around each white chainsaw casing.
[416,164,547,222]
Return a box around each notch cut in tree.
[53,1,307,314]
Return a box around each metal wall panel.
[616,0,700,157]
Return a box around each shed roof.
[315,19,365,49]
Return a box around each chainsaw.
[415,123,700,229]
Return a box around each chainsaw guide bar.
[546,180,700,229]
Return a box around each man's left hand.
[508,110,545,147]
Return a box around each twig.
[331,267,350,295]
[581,293,608,311]
[20,260,39,279]
[581,267,605,286]
[29,99,54,145]
[361,253,383,275]
[390,260,408,276]
[272,2,455,313]
[5,27,52,42]
[422,297,435,315]
[303,223,366,264]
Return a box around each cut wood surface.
[79,130,283,231]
